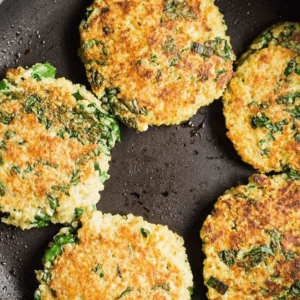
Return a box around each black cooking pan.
[0,0,298,299]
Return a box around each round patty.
[35,211,193,300]
[79,0,235,131]
[224,22,300,173]
[0,63,120,229]
[201,173,300,300]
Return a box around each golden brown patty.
[35,211,194,300]
[79,0,235,131]
[201,173,300,300]
[224,22,300,173]
[0,63,120,229]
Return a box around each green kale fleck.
[191,42,212,58]
[44,232,76,263]
[290,279,300,296]
[10,165,20,174]
[24,94,41,113]
[164,0,197,20]
[57,130,65,139]
[94,162,110,184]
[279,25,300,53]
[91,70,104,87]
[207,276,228,295]
[259,139,266,146]
[0,79,9,91]
[72,91,84,101]
[31,62,56,81]
[251,114,272,129]
[32,213,51,228]
[0,140,6,149]
[0,108,15,125]
[260,287,269,296]
[47,193,59,210]
[4,130,16,139]
[277,92,300,105]
[235,193,247,199]
[156,69,162,81]
[102,27,110,35]
[284,251,297,261]
[295,132,300,142]
[140,227,150,238]
[272,120,288,132]
[70,170,80,186]
[84,40,108,65]
[149,54,157,63]
[152,283,170,292]
[287,105,300,120]
[239,244,274,269]
[117,265,122,278]
[75,208,84,217]
[287,169,300,180]
[114,287,134,300]
[268,230,282,253]
[261,148,270,156]
[218,250,238,266]
[192,38,234,61]
[214,69,227,82]
[251,113,287,136]
[169,58,179,66]
[51,184,69,193]
[92,264,104,278]
[163,38,177,54]
[34,288,41,300]
[284,59,300,77]
[270,274,279,280]
[260,29,274,48]
[25,163,35,173]
[0,181,6,197]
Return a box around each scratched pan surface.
[0,0,298,299]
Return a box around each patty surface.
[35,211,193,300]
[224,22,300,173]
[79,0,235,131]
[201,173,300,300]
[0,63,120,229]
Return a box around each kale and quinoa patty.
[224,22,300,173]
[35,211,194,300]
[79,0,235,131]
[0,63,120,230]
[201,173,300,300]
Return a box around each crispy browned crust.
[36,212,193,299]
[0,64,119,229]
[79,0,235,131]
[201,173,300,300]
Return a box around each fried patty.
[0,63,120,229]
[224,22,300,173]
[79,0,235,131]
[201,173,300,300]
[35,211,193,300]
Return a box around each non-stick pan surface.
[0,0,298,299]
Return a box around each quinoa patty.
[224,22,300,173]
[0,63,120,229]
[79,0,235,131]
[35,211,193,300]
[201,173,300,300]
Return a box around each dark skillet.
[0,0,298,299]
